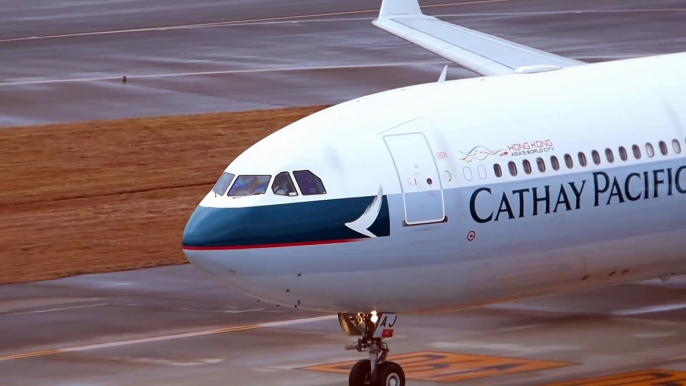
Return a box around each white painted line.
[9,303,109,316]
[0,3,680,44]
[431,341,582,354]
[634,331,676,338]
[177,307,268,314]
[490,301,686,318]
[223,308,266,314]
[0,314,336,361]
[0,0,508,43]
[58,314,335,352]
[494,323,543,333]
[611,303,686,316]
[1,4,680,45]
[487,303,587,314]
[58,326,252,352]
[0,60,449,87]
[258,314,337,328]
[113,357,225,367]
[96,281,133,288]
[633,278,686,288]
[438,8,686,18]
[572,55,648,60]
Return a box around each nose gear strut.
[339,312,405,386]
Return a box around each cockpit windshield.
[293,170,326,195]
[228,175,271,197]
[272,172,298,196]
[212,172,235,196]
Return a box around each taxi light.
[370,311,379,324]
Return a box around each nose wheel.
[349,359,405,386]
[349,359,371,385]
[339,312,406,386]
[372,362,405,386]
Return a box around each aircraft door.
[384,133,445,225]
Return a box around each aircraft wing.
[373,0,585,76]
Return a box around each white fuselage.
[183,53,686,314]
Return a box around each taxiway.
[3,266,686,385]
[3,1,686,384]
[1,0,685,126]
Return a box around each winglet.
[438,65,448,83]
[379,0,422,19]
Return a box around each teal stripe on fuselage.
[183,196,390,248]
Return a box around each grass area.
[0,106,326,284]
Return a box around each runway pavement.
[4,1,686,385]
[1,0,685,126]
[4,265,686,385]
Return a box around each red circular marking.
[467,231,476,242]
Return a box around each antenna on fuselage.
[438,65,448,83]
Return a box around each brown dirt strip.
[0,106,326,285]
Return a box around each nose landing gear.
[339,312,405,386]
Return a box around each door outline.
[384,132,446,226]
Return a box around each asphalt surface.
[4,266,686,385]
[3,1,686,385]
[1,0,686,126]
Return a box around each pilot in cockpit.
[272,172,298,196]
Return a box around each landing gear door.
[384,133,445,225]
[373,313,398,339]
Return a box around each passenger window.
[477,165,487,179]
[271,172,298,196]
[508,161,518,176]
[632,144,641,159]
[646,143,655,157]
[592,150,601,165]
[463,167,473,181]
[494,164,503,178]
[619,146,628,161]
[522,160,532,174]
[293,170,326,195]
[536,157,546,172]
[673,139,682,154]
[212,172,235,196]
[659,141,668,155]
[228,175,271,196]
[578,152,587,167]
[564,154,573,169]
[605,148,614,163]
[550,156,560,171]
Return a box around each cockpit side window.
[212,172,235,196]
[228,175,271,197]
[272,172,298,196]
[293,170,326,195]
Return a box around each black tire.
[349,359,372,386]
[371,361,405,386]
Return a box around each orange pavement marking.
[0,350,61,361]
[303,351,571,383]
[547,369,686,386]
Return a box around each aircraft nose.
[182,206,246,248]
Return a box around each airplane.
[182,0,686,384]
